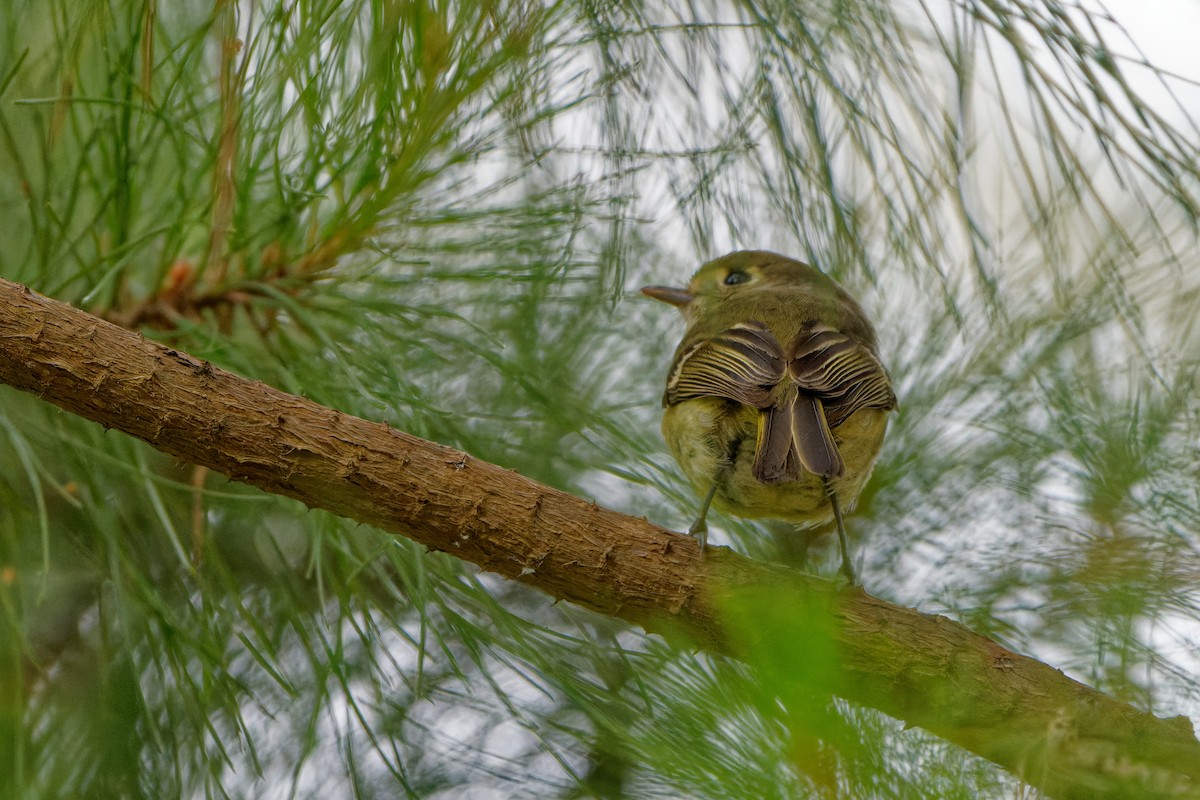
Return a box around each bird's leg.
[688,484,718,550]
[824,478,857,585]
[689,435,742,551]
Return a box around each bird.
[642,250,897,583]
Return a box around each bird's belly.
[663,399,888,527]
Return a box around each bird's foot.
[836,558,859,588]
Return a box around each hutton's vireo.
[642,250,897,583]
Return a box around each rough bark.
[1,277,1197,799]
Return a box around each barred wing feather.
[666,321,784,409]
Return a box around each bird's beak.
[640,285,694,307]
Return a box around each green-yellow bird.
[642,250,897,583]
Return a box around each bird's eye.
[723,270,751,286]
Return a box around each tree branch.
[1,278,1197,799]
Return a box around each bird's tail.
[752,386,845,483]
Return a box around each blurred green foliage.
[1,0,1198,797]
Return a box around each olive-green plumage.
[642,250,897,580]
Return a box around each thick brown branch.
[0,277,1197,799]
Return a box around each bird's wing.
[666,321,784,408]
[788,328,897,428]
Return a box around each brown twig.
[205,0,243,286]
